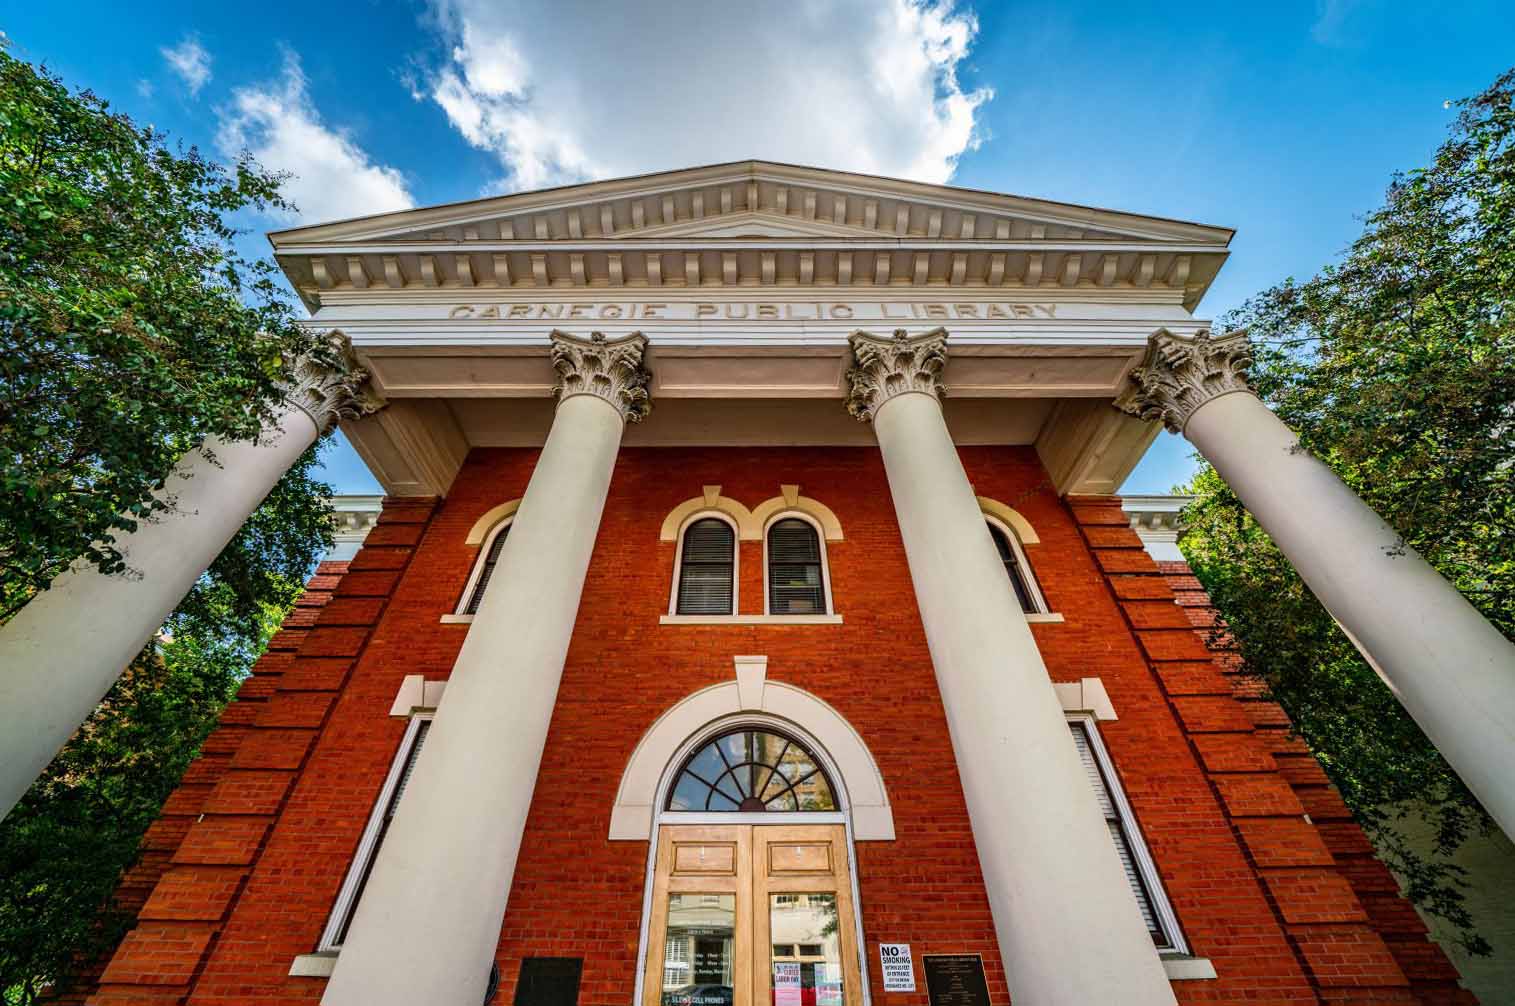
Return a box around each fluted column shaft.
[322,331,650,1006]
[1120,328,1515,837]
[0,335,377,820]
[849,330,1177,1005]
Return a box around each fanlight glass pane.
[988,524,1036,614]
[768,519,825,614]
[677,519,736,615]
[667,729,836,812]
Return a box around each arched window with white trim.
[672,515,737,615]
[765,515,832,615]
[986,519,1045,614]
[457,517,512,615]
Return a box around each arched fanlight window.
[675,517,736,615]
[987,521,1044,614]
[459,520,511,615]
[767,517,828,615]
[667,729,836,812]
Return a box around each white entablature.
[271,160,1231,312]
[270,162,1233,501]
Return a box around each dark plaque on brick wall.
[514,957,583,1006]
[922,954,991,1006]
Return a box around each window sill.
[290,952,338,977]
[1161,955,1216,981]
[1024,612,1065,623]
[439,613,473,624]
[659,614,844,625]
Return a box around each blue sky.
[5,1,1512,495]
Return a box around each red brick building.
[74,164,1480,1005]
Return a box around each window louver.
[676,518,735,615]
[768,519,825,615]
[332,720,431,946]
[465,525,511,614]
[1068,721,1166,946]
[988,523,1037,613]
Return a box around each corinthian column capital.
[1114,328,1254,434]
[287,331,386,433]
[845,327,949,421]
[550,330,652,423]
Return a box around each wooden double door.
[643,825,863,1006]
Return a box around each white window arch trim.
[983,513,1055,619]
[1066,711,1190,958]
[316,712,432,953]
[632,709,875,1006]
[667,510,741,616]
[762,510,837,619]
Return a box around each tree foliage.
[1179,68,1515,954]
[0,49,336,1002]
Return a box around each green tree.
[0,49,337,1002]
[1179,67,1515,954]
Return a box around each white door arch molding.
[608,656,894,841]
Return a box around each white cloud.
[422,0,992,192]
[135,79,155,100]
[215,52,414,224]
[161,35,212,97]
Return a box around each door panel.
[645,825,860,1006]
[754,826,861,1006]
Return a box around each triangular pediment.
[269,160,1233,311]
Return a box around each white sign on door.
[878,944,915,992]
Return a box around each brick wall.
[86,446,1475,1004]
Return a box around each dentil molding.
[1114,327,1253,435]
[845,327,949,421]
[549,330,653,422]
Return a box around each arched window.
[987,520,1045,614]
[766,517,830,615]
[458,519,512,615]
[667,728,837,812]
[674,517,736,615]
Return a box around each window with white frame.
[1067,716,1187,953]
[457,518,512,615]
[765,515,832,615]
[672,515,737,615]
[986,519,1046,614]
[319,715,431,950]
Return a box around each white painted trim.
[1161,955,1217,981]
[983,513,1049,614]
[762,510,837,617]
[668,510,740,616]
[463,499,523,545]
[1054,677,1118,721]
[317,714,433,952]
[750,487,845,541]
[289,952,338,978]
[438,613,473,624]
[388,675,448,718]
[975,495,1040,544]
[454,515,514,615]
[1069,713,1190,956]
[1024,612,1065,623]
[659,487,760,541]
[609,668,892,841]
[659,614,843,625]
[630,701,877,1006]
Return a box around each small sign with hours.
[878,944,915,992]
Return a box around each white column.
[848,330,1176,1005]
[322,332,651,1006]
[0,337,377,820]
[1119,328,1515,838]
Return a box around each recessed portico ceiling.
[270,160,1233,312]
